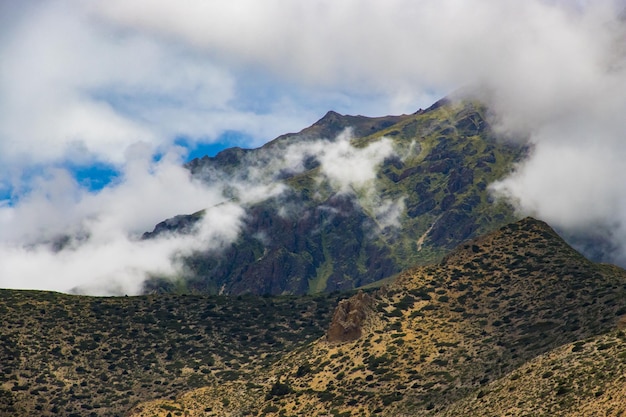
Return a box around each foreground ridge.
[129,217,626,416]
[0,291,344,416]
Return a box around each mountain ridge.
[232,216,626,416]
[145,98,527,296]
[3,217,626,415]
[22,215,615,417]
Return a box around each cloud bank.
[3,0,626,290]
[0,146,241,294]
[0,132,394,294]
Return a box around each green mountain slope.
[132,217,626,416]
[145,98,527,295]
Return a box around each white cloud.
[9,0,622,167]
[316,131,395,193]
[4,0,626,291]
[0,1,313,167]
[373,197,406,230]
[279,129,401,232]
[86,1,623,106]
[0,146,247,295]
[282,129,395,193]
[491,141,623,228]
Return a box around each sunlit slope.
[132,217,626,416]
[441,330,626,416]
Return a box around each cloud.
[4,0,626,291]
[82,1,626,261]
[0,145,248,295]
[8,0,623,167]
[281,129,395,193]
[279,129,403,231]
[0,1,315,168]
[372,197,407,230]
[86,1,622,105]
[0,130,397,294]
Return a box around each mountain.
[441,331,626,416]
[130,217,626,416]
[5,217,626,416]
[144,98,527,295]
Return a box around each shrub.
[262,404,279,413]
[266,380,293,399]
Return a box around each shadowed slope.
[0,291,344,416]
[146,99,526,295]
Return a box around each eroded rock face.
[327,292,374,343]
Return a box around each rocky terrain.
[144,98,527,296]
[4,216,625,416]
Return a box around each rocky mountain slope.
[144,98,527,295]
[4,217,620,416]
[130,217,626,416]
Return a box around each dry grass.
[4,217,626,416]
[135,217,626,416]
[0,291,344,416]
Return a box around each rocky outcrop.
[142,210,205,239]
[327,291,374,343]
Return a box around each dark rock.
[439,127,455,136]
[398,166,423,181]
[428,210,478,249]
[428,159,455,174]
[447,167,474,194]
[384,155,405,170]
[455,113,487,135]
[477,151,497,165]
[440,194,456,211]
[384,170,400,183]
[461,142,478,156]
[407,198,437,218]
[142,211,205,239]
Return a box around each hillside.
[130,217,626,416]
[4,217,625,416]
[441,330,626,416]
[144,98,527,295]
[0,291,345,416]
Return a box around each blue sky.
[2,0,626,293]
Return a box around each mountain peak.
[440,216,575,267]
[317,110,343,122]
[302,109,411,140]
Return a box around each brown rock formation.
[326,291,373,343]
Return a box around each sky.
[2,0,626,293]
